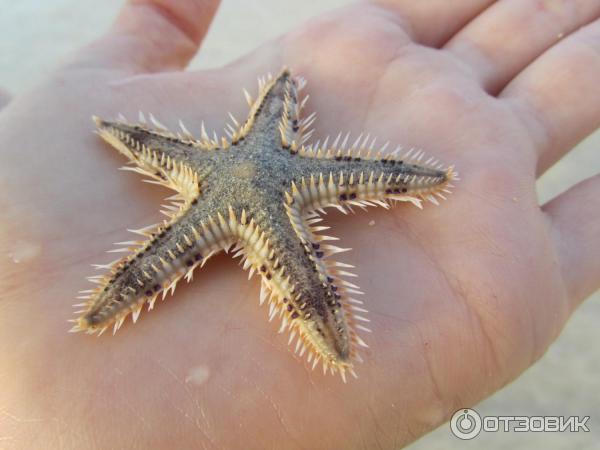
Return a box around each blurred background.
[1,1,598,448]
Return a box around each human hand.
[1,0,598,448]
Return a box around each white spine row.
[285,171,446,214]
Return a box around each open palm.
[1,1,599,448]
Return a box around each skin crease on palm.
[0,0,599,448]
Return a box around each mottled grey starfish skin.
[72,69,455,380]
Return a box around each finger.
[369,0,496,47]
[543,173,600,309]
[0,87,11,110]
[500,19,600,175]
[445,0,600,94]
[83,0,220,73]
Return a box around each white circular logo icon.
[450,408,482,440]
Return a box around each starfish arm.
[285,206,371,381]
[232,68,312,149]
[71,198,237,336]
[287,144,457,213]
[93,116,220,201]
[233,202,366,381]
[274,71,314,151]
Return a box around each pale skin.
[0,0,599,448]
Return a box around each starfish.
[71,68,456,381]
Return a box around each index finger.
[369,0,496,46]
[75,0,221,73]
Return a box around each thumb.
[79,0,220,73]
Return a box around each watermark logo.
[450,408,482,440]
[450,408,590,440]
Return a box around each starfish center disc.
[232,161,257,180]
